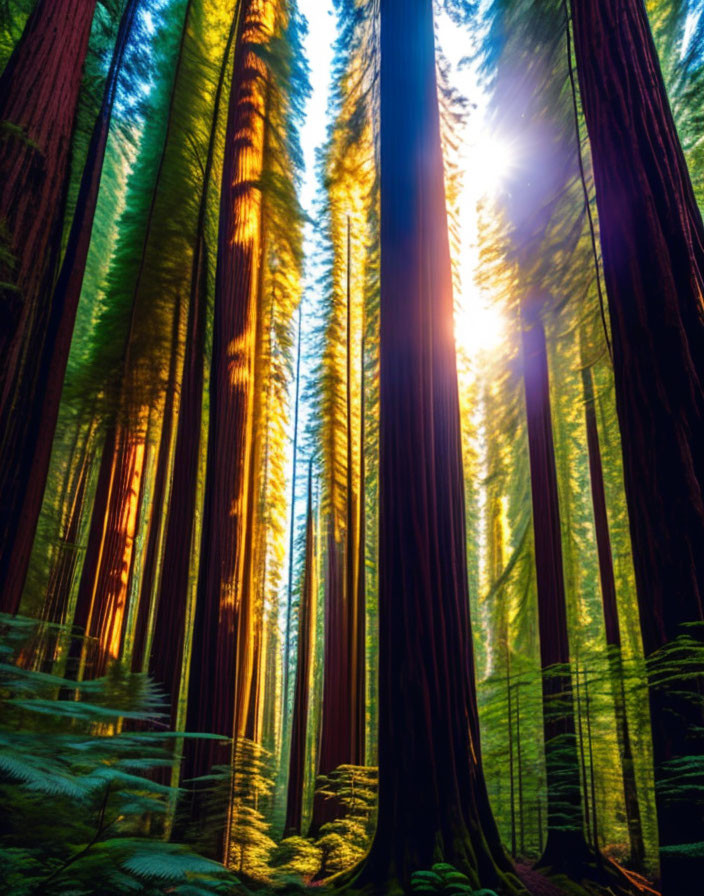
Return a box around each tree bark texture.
[0,0,98,614]
[0,0,139,619]
[184,0,272,782]
[353,1,519,890]
[570,2,704,889]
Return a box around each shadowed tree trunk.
[309,525,348,834]
[0,0,141,619]
[570,2,704,890]
[285,461,316,836]
[581,360,645,869]
[0,0,99,614]
[350,1,520,890]
[521,308,588,873]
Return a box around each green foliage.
[411,864,498,896]
[0,615,239,896]
[314,764,377,876]
[270,835,322,881]
[228,739,278,880]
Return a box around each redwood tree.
[570,2,704,890]
[351,1,519,890]
[285,461,316,836]
[581,360,644,869]
[0,0,141,623]
[184,0,272,782]
[0,0,99,614]
[521,308,588,872]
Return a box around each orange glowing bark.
[185,0,275,788]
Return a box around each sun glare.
[455,292,505,360]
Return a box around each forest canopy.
[0,1,703,895]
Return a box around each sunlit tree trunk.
[285,462,315,836]
[184,0,273,784]
[570,2,704,889]
[581,361,645,869]
[0,0,98,614]
[144,7,240,714]
[283,305,303,726]
[521,309,588,872]
[352,1,519,889]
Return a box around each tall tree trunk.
[352,1,519,889]
[0,0,99,614]
[184,0,272,788]
[521,309,588,872]
[345,216,365,768]
[285,461,316,836]
[283,305,303,726]
[0,0,140,617]
[145,5,240,715]
[309,525,348,834]
[354,326,366,767]
[570,2,704,890]
[581,361,645,869]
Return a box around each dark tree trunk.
[285,462,315,836]
[351,1,519,890]
[581,362,645,869]
[354,326,366,767]
[570,2,704,890]
[0,0,99,614]
[0,0,140,619]
[309,527,348,834]
[184,0,270,785]
[521,309,588,872]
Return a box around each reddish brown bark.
[0,0,140,620]
[285,462,315,836]
[351,1,517,889]
[0,0,99,614]
[309,527,348,833]
[184,0,272,784]
[521,309,588,872]
[570,2,704,889]
[582,362,644,869]
[144,6,239,713]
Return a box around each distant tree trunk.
[309,526,348,833]
[354,326,366,767]
[0,0,99,614]
[184,0,272,788]
[521,308,588,872]
[285,462,315,836]
[570,2,704,889]
[131,296,183,674]
[284,305,303,726]
[144,6,239,714]
[351,1,519,890]
[345,216,365,768]
[581,361,645,869]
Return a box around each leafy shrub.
[0,614,242,895]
